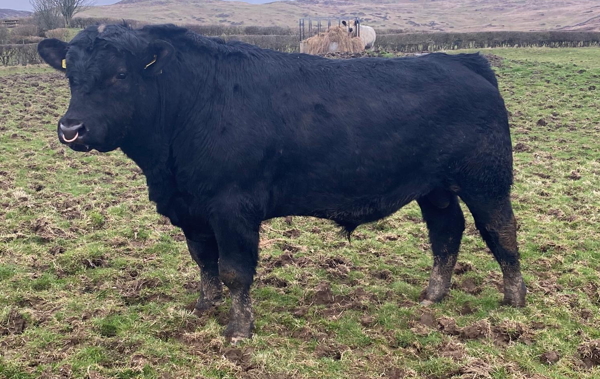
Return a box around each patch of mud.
[438,316,460,335]
[460,320,491,340]
[314,343,345,360]
[453,262,473,275]
[454,277,482,295]
[439,340,467,361]
[312,282,335,305]
[260,275,289,288]
[483,53,505,68]
[578,339,600,368]
[459,303,475,315]
[459,358,493,378]
[540,351,560,365]
[0,308,28,335]
[223,347,255,371]
[492,320,532,345]
[272,252,296,267]
[383,367,418,379]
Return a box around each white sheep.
[342,20,376,49]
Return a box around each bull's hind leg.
[418,190,465,305]
[461,195,526,307]
[186,234,223,314]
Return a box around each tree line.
[30,0,95,31]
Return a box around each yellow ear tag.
[144,55,157,70]
[61,59,67,69]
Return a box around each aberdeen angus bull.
[38,24,526,343]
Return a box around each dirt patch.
[312,282,335,305]
[223,347,255,371]
[0,308,28,335]
[492,320,531,345]
[513,142,532,153]
[383,367,418,379]
[540,351,560,365]
[360,315,376,327]
[438,316,460,335]
[418,311,437,328]
[272,252,296,267]
[484,53,505,68]
[578,339,600,368]
[459,303,475,315]
[459,358,492,378]
[453,262,473,275]
[260,275,289,288]
[460,320,491,340]
[282,229,301,238]
[439,340,466,361]
[314,343,345,360]
[455,277,482,295]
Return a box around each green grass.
[1,47,600,378]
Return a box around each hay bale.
[301,26,365,55]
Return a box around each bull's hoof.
[419,287,448,305]
[223,321,254,344]
[501,281,527,308]
[192,296,223,317]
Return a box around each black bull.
[38,24,526,342]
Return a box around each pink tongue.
[63,132,79,143]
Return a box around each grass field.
[1,47,599,378]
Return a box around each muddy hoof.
[192,297,222,316]
[419,288,447,305]
[223,321,254,344]
[501,282,527,307]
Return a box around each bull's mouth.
[70,144,92,152]
[59,131,92,152]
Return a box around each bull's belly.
[268,179,433,225]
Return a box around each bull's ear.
[38,38,68,72]
[142,40,175,76]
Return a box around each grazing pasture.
[0,47,599,378]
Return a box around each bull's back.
[260,53,510,217]
[270,53,508,168]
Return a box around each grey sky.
[1,0,122,11]
[0,0,282,12]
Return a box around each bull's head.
[38,24,176,152]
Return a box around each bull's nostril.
[60,123,84,141]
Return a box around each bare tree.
[53,0,96,28]
[30,0,63,32]
[30,0,96,29]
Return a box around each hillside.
[0,9,32,19]
[79,0,600,32]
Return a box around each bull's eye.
[117,72,128,80]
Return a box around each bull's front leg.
[185,235,223,313]
[211,214,260,343]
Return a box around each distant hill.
[0,9,32,20]
[80,0,600,32]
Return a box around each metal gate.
[298,17,361,41]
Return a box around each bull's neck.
[119,56,215,199]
